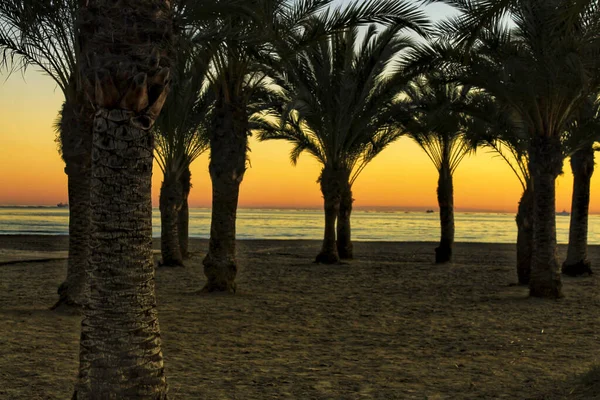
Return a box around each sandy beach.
[1,235,599,399]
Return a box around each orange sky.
[0,60,598,213]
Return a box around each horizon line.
[0,203,573,215]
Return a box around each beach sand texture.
[0,235,599,399]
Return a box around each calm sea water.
[1,206,600,244]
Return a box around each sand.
[0,235,599,399]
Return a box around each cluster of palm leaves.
[2,0,600,396]
[406,0,600,297]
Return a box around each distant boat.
[556,210,570,216]
[426,209,434,213]
[57,202,69,208]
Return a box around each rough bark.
[563,145,594,276]
[316,166,342,264]
[336,180,353,260]
[515,185,534,285]
[202,98,247,293]
[529,137,563,298]
[159,174,184,266]
[178,166,191,259]
[435,166,454,263]
[74,0,172,397]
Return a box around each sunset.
[1,0,600,399]
[0,69,593,212]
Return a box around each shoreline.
[0,233,592,248]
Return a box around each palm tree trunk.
[563,145,595,276]
[336,181,353,259]
[53,95,92,310]
[316,167,341,264]
[74,0,172,396]
[529,137,563,298]
[54,164,91,308]
[159,174,184,267]
[435,166,454,263]
[178,166,191,259]
[74,108,168,398]
[516,184,534,285]
[202,100,247,293]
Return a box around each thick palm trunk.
[563,145,595,276]
[529,137,563,298]
[336,181,353,259]
[316,167,341,264]
[202,100,247,293]
[516,185,534,285]
[159,174,184,266]
[178,166,191,259]
[74,108,168,399]
[74,0,172,397]
[435,166,454,263]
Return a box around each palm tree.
[196,0,430,290]
[154,42,210,267]
[257,24,409,263]
[416,0,600,298]
[0,0,91,308]
[72,0,173,396]
[464,95,533,283]
[396,74,474,263]
[562,96,600,276]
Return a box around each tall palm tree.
[197,0,430,291]
[396,74,474,263]
[0,0,91,308]
[562,96,600,276]
[415,0,600,298]
[257,24,410,263]
[154,43,210,267]
[72,0,173,396]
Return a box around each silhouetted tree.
[0,0,91,309]
[154,40,210,266]
[198,0,430,290]
[414,0,600,298]
[397,74,475,263]
[257,24,411,263]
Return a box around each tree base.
[200,281,237,294]
[516,267,530,285]
[315,251,340,264]
[529,285,564,299]
[435,245,452,264]
[202,255,237,293]
[562,260,593,277]
[50,281,83,311]
[159,259,185,268]
[338,245,353,260]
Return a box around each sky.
[0,1,598,213]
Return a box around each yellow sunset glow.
[0,66,596,213]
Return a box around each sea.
[1,206,600,244]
